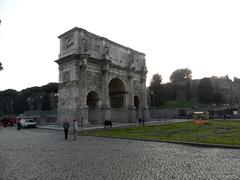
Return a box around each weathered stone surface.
[56,28,148,125]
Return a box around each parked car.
[20,118,37,128]
[0,117,16,127]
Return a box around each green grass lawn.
[80,120,240,146]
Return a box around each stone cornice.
[55,54,144,77]
[55,54,80,65]
[58,27,145,57]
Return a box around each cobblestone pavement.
[0,127,240,180]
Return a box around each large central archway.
[108,78,127,122]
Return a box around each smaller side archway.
[134,95,140,108]
[86,91,100,124]
[87,91,98,108]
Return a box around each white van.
[20,118,37,128]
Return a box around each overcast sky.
[0,0,240,91]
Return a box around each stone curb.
[36,119,190,131]
[80,134,240,149]
[36,125,240,149]
[36,119,240,149]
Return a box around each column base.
[128,106,136,123]
[78,105,89,127]
[142,106,149,121]
[101,105,111,123]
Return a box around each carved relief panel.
[86,71,102,90]
[134,81,142,92]
[63,33,74,50]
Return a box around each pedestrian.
[138,118,142,125]
[142,118,145,125]
[17,119,21,130]
[224,114,226,120]
[73,120,78,140]
[63,120,70,140]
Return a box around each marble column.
[128,71,136,123]
[78,56,89,127]
[141,71,149,121]
[101,60,111,122]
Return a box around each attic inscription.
[82,35,101,53]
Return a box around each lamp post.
[150,91,154,107]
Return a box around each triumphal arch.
[56,27,148,126]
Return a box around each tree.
[21,86,42,96]
[163,82,176,101]
[150,73,162,86]
[149,73,165,106]
[13,93,29,114]
[213,92,223,104]
[198,78,213,104]
[170,68,192,83]
[0,62,3,71]
[41,93,51,110]
[0,89,18,114]
[185,79,192,101]
[42,82,58,94]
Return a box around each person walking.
[17,119,21,130]
[138,118,142,125]
[73,120,78,140]
[63,120,70,140]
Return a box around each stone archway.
[86,91,99,124]
[108,78,127,122]
[56,27,149,126]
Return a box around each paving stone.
[0,127,240,180]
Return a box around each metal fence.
[24,110,57,125]
[148,108,178,121]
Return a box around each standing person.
[138,118,142,125]
[73,120,78,140]
[63,120,70,140]
[142,118,145,125]
[17,119,21,130]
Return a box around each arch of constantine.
[55,27,148,126]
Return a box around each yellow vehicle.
[192,111,209,125]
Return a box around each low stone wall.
[111,109,129,123]
[24,110,57,125]
[149,109,177,120]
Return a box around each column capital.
[128,71,134,79]
[101,59,111,74]
[79,58,88,70]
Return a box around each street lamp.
[150,91,154,107]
